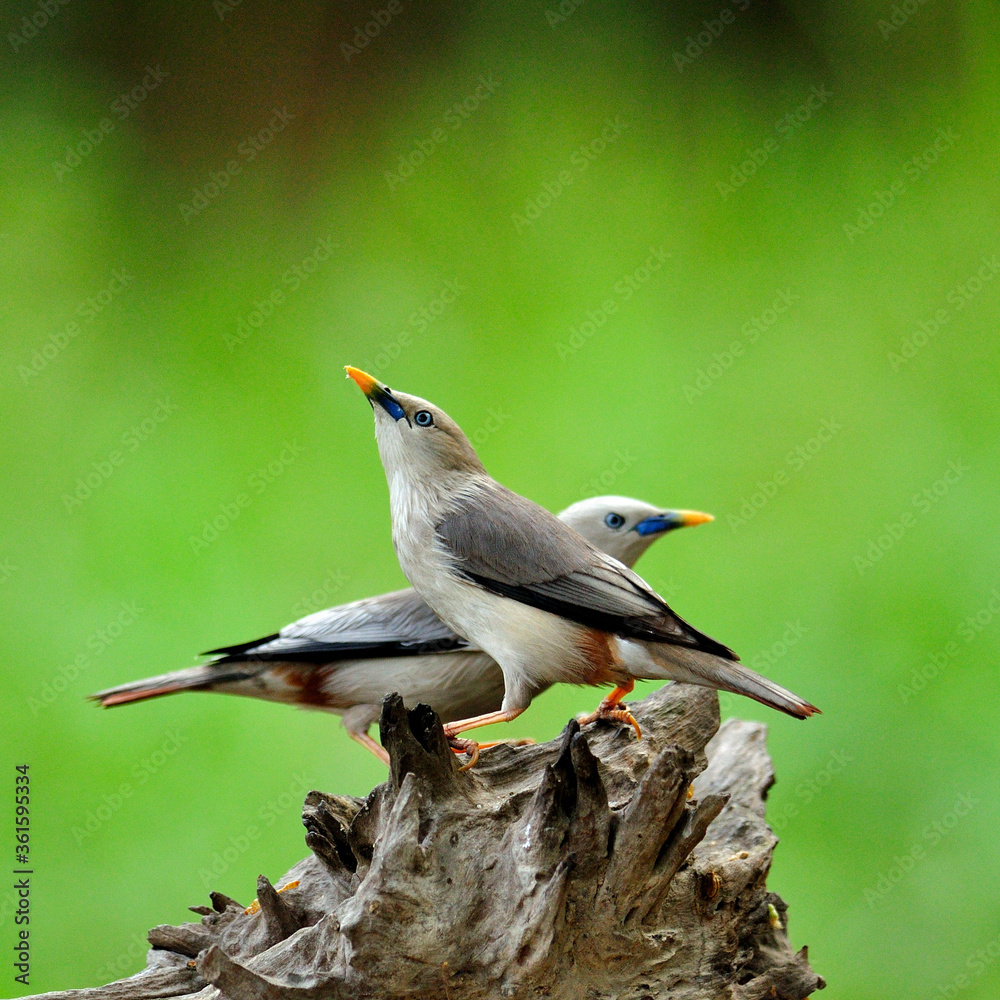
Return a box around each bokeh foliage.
[1,1,998,996]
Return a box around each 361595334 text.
[13,763,31,987]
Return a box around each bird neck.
[387,466,475,524]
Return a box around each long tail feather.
[91,664,254,708]
[631,641,819,719]
[690,656,820,719]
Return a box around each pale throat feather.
[377,425,457,588]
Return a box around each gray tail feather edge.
[91,663,254,707]
[693,656,820,719]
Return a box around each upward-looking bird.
[344,366,818,753]
[92,496,710,764]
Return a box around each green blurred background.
[1,1,997,996]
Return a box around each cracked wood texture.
[24,684,825,1000]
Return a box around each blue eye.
[415,410,434,427]
[604,512,625,529]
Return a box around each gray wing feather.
[437,484,736,659]
[437,484,594,584]
[208,588,468,663]
[282,589,457,645]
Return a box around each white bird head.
[346,367,485,486]
[559,495,713,568]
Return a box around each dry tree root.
[25,684,825,999]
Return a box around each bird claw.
[478,737,536,749]
[576,705,642,741]
[448,735,480,770]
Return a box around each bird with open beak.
[345,366,818,758]
[93,495,709,765]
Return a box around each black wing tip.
[699,635,739,661]
[207,636,469,665]
[201,632,282,657]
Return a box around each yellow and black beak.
[345,366,408,422]
[634,510,714,536]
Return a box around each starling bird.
[344,366,818,756]
[93,495,711,763]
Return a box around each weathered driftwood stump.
[27,684,824,999]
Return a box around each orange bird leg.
[442,708,526,737]
[441,708,527,771]
[450,737,535,771]
[348,729,390,766]
[451,738,480,771]
[577,679,642,740]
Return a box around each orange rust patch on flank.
[271,663,342,709]
[579,630,626,686]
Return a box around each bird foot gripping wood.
[479,737,535,749]
[447,734,480,770]
[576,704,642,740]
[446,735,536,770]
[576,680,643,741]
